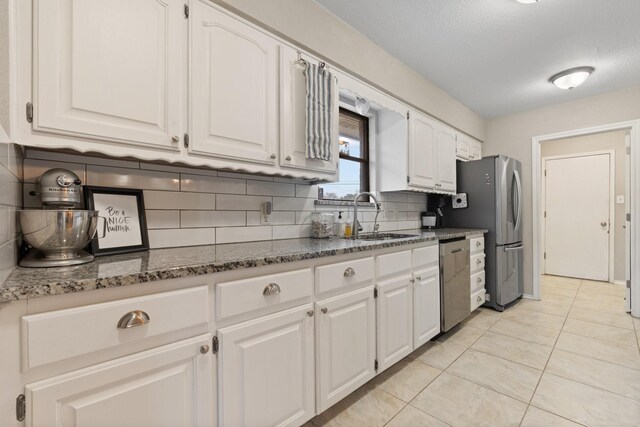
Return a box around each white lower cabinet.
[376,275,414,372]
[413,266,441,348]
[218,304,315,427]
[25,334,213,427]
[315,286,376,413]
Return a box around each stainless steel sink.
[346,233,418,241]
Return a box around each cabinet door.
[218,305,315,427]
[33,0,184,150]
[25,334,213,427]
[414,266,441,348]
[190,0,278,165]
[280,46,338,175]
[435,124,457,192]
[316,287,376,413]
[376,275,413,372]
[456,134,470,160]
[408,112,437,189]
[469,139,482,160]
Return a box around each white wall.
[485,86,640,295]
[0,0,11,140]
[541,130,627,282]
[213,0,485,141]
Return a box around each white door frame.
[532,120,640,318]
[541,150,615,282]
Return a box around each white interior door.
[625,135,631,312]
[544,153,611,281]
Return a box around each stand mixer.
[18,168,103,267]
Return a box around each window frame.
[320,107,370,201]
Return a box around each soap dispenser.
[334,211,344,237]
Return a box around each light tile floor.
[305,275,640,427]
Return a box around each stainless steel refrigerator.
[442,155,523,311]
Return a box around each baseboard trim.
[614,280,626,286]
[522,294,537,300]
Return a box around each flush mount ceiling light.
[548,66,595,89]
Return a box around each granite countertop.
[0,228,486,303]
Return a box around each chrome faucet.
[352,192,381,238]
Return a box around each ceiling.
[314,0,640,118]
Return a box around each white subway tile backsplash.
[273,197,316,211]
[216,194,271,211]
[217,171,273,182]
[181,210,246,228]
[295,184,319,198]
[144,191,215,210]
[273,225,311,240]
[146,210,180,229]
[87,165,180,191]
[246,180,295,197]
[148,228,216,249]
[26,148,139,169]
[140,162,219,176]
[16,153,424,247]
[23,158,86,183]
[181,174,246,194]
[216,226,272,244]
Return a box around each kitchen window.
[319,108,370,200]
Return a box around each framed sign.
[83,186,149,256]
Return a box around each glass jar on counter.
[310,212,334,239]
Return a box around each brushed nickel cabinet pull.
[171,135,179,144]
[477,277,482,283]
[117,310,150,329]
[321,307,328,314]
[307,310,314,317]
[343,267,356,277]
[263,283,281,296]
[286,155,292,161]
[200,345,210,354]
[270,153,277,159]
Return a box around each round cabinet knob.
[270,153,277,159]
[171,135,179,144]
[200,344,210,354]
[476,241,482,247]
[477,295,482,302]
[307,310,314,317]
[477,277,482,283]
[415,275,422,281]
[600,222,607,226]
[477,259,482,264]
[286,155,292,161]
[321,307,328,314]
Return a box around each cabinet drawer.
[471,270,485,293]
[217,268,312,320]
[316,257,374,295]
[22,286,209,370]
[470,253,485,273]
[413,244,439,271]
[470,236,484,253]
[376,250,412,280]
[471,288,486,311]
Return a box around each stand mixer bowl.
[18,210,100,266]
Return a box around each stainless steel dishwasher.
[440,238,470,332]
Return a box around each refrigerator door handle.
[504,245,524,252]
[513,169,522,232]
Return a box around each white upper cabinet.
[32,0,184,150]
[456,134,471,160]
[280,46,338,175]
[189,0,278,165]
[435,123,457,192]
[379,109,457,194]
[469,138,482,160]
[408,111,438,189]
